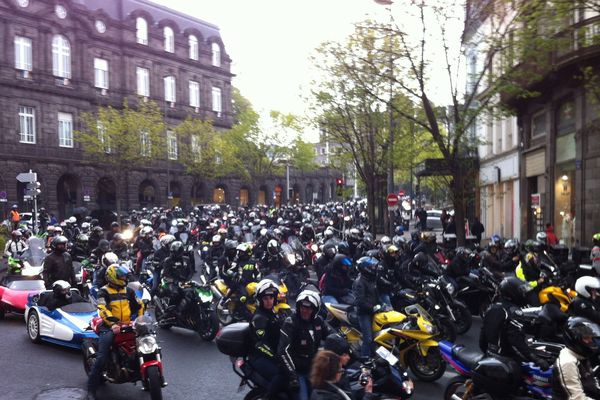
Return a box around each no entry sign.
[387,193,399,208]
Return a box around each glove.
[372,304,382,313]
[535,358,550,371]
[289,376,300,391]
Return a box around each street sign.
[17,171,37,183]
[399,190,406,197]
[25,181,41,197]
[386,193,399,207]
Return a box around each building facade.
[0,0,336,220]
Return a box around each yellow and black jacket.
[97,285,143,326]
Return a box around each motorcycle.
[422,274,472,335]
[82,315,166,400]
[325,302,446,382]
[440,340,561,400]
[280,239,310,299]
[153,276,219,341]
[216,322,414,400]
[212,278,292,325]
[454,267,498,317]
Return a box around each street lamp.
[275,157,292,204]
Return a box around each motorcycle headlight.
[421,321,434,334]
[137,336,158,354]
[287,254,296,266]
[445,282,455,296]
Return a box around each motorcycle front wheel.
[146,365,163,400]
[216,298,234,326]
[406,347,446,382]
[444,376,469,400]
[199,308,220,341]
[81,341,97,377]
[434,316,457,343]
[452,302,472,335]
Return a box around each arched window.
[211,42,221,67]
[52,35,71,78]
[136,17,148,45]
[164,26,174,53]
[189,34,198,60]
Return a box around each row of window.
[14,35,223,113]
[135,17,221,67]
[18,107,204,162]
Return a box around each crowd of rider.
[4,201,600,399]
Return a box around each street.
[0,274,482,400]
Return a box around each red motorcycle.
[82,315,166,400]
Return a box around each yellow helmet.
[105,264,129,288]
[538,286,572,313]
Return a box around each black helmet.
[177,222,185,231]
[92,226,104,235]
[337,241,350,256]
[51,235,68,251]
[454,247,472,263]
[90,218,99,227]
[322,242,337,259]
[411,252,429,269]
[111,221,119,229]
[324,333,350,356]
[98,239,110,253]
[563,317,600,356]
[524,239,542,253]
[499,277,531,306]
[170,241,184,258]
[356,256,378,278]
[332,253,352,271]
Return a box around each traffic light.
[336,178,344,197]
[25,181,41,198]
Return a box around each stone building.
[0,0,336,220]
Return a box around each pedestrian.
[10,204,20,231]
[545,223,558,246]
[440,209,449,233]
[471,216,485,245]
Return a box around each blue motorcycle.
[439,340,561,400]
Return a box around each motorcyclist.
[278,290,330,400]
[87,264,143,399]
[39,280,85,311]
[110,233,129,260]
[315,242,337,280]
[248,279,282,397]
[89,239,110,267]
[94,252,119,290]
[480,237,513,279]
[569,276,600,326]
[259,239,284,277]
[105,221,120,242]
[70,234,90,262]
[411,232,436,257]
[43,236,76,289]
[378,245,399,307]
[353,256,380,358]
[133,226,154,274]
[445,247,474,289]
[88,226,104,251]
[150,234,175,296]
[516,240,545,304]
[479,276,550,371]
[161,241,193,320]
[552,317,600,399]
[300,223,315,244]
[322,254,354,305]
[64,216,80,241]
[206,234,225,278]
[3,230,28,261]
[501,239,522,269]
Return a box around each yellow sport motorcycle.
[211,278,292,325]
[325,302,446,382]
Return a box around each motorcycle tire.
[435,316,457,343]
[444,375,469,400]
[146,365,163,400]
[244,387,268,400]
[199,309,220,341]
[217,298,234,326]
[27,310,42,343]
[405,347,446,382]
[452,302,472,335]
[81,341,97,377]
[154,300,173,330]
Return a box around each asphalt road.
[0,257,482,400]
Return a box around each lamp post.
[286,160,291,204]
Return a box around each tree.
[76,99,166,219]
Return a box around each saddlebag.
[216,322,250,357]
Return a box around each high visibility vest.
[10,210,20,222]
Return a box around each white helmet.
[101,252,119,268]
[140,226,154,237]
[159,234,176,249]
[380,236,392,246]
[575,276,600,299]
[296,289,321,312]
[536,231,547,243]
[212,234,222,243]
[140,219,152,227]
[256,279,279,301]
[68,216,77,224]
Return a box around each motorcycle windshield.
[288,237,303,253]
[179,233,189,244]
[26,237,46,266]
[243,233,254,243]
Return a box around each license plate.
[376,346,399,366]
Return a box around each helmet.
[212,234,222,244]
[332,253,352,271]
[337,241,350,255]
[356,256,379,278]
[324,333,351,356]
[499,277,531,306]
[101,252,118,268]
[176,222,185,231]
[113,233,124,243]
[394,225,405,236]
[454,247,472,262]
[51,235,68,251]
[170,241,184,258]
[525,239,542,253]
[563,317,600,356]
[11,230,22,238]
[504,239,519,254]
[411,252,429,269]
[536,231,547,243]
[386,245,399,256]
[593,233,600,245]
[490,234,503,247]
[349,228,360,238]
[140,219,152,227]
[236,242,252,259]
[52,280,72,300]
[90,219,100,227]
[322,242,337,259]
[267,239,280,256]
[12,204,18,209]
[324,229,334,240]
[380,236,391,246]
[159,234,176,249]
[76,234,89,246]
[111,221,119,229]
[296,289,321,316]
[255,279,279,304]
[575,276,600,299]
[105,264,129,288]
[140,226,154,238]
[54,226,63,234]
[81,222,90,230]
[98,239,110,253]
[68,216,77,224]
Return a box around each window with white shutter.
[94,58,109,89]
[189,81,200,108]
[14,36,32,71]
[164,76,176,103]
[58,112,73,148]
[52,35,71,79]
[18,106,35,144]
[136,67,150,97]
